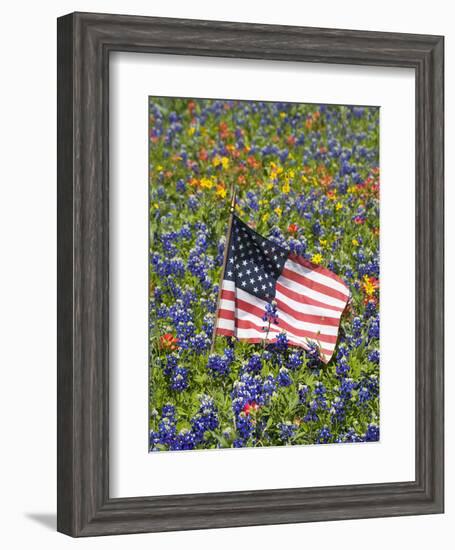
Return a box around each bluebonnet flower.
[262,301,279,325]
[189,333,210,354]
[365,423,380,442]
[340,378,355,400]
[176,178,186,193]
[191,395,219,443]
[170,366,188,392]
[352,316,362,338]
[330,397,346,423]
[336,357,350,376]
[278,421,297,443]
[313,382,328,410]
[149,403,177,449]
[317,426,332,444]
[207,353,230,377]
[337,428,364,443]
[164,353,178,376]
[277,367,292,387]
[272,332,289,354]
[368,316,380,340]
[305,341,323,368]
[364,299,377,319]
[223,347,235,366]
[236,414,255,441]
[287,351,302,371]
[231,374,265,414]
[368,349,380,364]
[298,384,309,404]
[358,385,371,405]
[243,353,263,374]
[169,429,196,451]
[187,194,199,211]
[262,375,277,398]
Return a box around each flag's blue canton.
[224,216,289,303]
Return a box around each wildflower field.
[149,97,380,451]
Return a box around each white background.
[0,1,452,549]
[110,54,415,497]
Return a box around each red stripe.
[282,266,349,303]
[221,289,236,301]
[218,308,235,321]
[276,281,344,312]
[216,327,235,336]
[289,253,349,289]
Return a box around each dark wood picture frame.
[57,12,444,537]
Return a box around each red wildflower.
[287,135,296,146]
[287,223,298,234]
[159,333,179,351]
[247,156,260,169]
[219,121,230,139]
[242,402,259,415]
[198,148,208,161]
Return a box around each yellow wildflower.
[352,238,359,247]
[216,185,227,198]
[335,202,343,211]
[262,213,270,223]
[311,253,323,265]
[269,162,283,176]
[362,275,379,297]
[319,239,327,248]
[200,177,213,189]
[280,112,286,118]
[221,156,230,170]
[282,181,290,194]
[274,206,282,217]
[212,156,221,167]
[188,127,196,136]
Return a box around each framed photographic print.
[57,12,444,536]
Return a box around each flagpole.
[209,183,237,355]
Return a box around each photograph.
[148,97,380,451]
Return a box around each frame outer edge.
[57,11,445,536]
[430,35,444,511]
[57,13,77,536]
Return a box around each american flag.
[215,216,350,363]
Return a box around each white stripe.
[278,274,347,309]
[221,280,236,292]
[286,258,350,296]
[217,317,236,331]
[219,298,235,312]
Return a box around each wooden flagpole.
[210,183,237,354]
